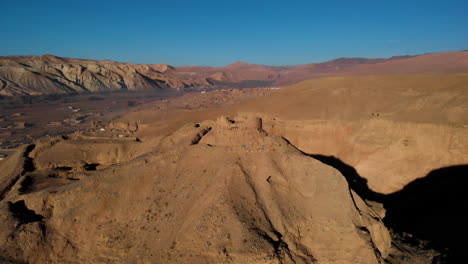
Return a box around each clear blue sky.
[1,0,467,66]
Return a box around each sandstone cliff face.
[0,116,391,264]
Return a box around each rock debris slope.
[0,115,390,264]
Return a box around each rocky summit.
[0,115,390,264]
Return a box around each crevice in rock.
[18,175,34,194]
[22,144,36,172]
[0,175,22,201]
[226,118,236,124]
[255,229,299,263]
[191,127,212,145]
[348,188,363,215]
[83,163,100,171]
[8,200,44,224]
[355,225,383,261]
[55,166,73,171]
[0,144,36,201]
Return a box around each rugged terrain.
[0,116,393,264]
[0,55,211,96]
[1,51,468,96]
[0,88,273,157]
[0,70,467,263]
[111,74,468,262]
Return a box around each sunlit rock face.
[0,115,390,264]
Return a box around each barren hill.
[113,74,468,196]
[0,116,391,263]
[178,51,468,86]
[106,74,468,262]
[0,55,211,96]
[2,51,468,96]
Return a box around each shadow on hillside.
[384,165,468,262]
[281,136,467,262]
[281,137,385,202]
[313,155,468,262]
[308,154,386,202]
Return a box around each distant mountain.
[1,51,468,96]
[176,51,468,87]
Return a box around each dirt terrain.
[0,91,180,155]
[0,88,274,161]
[0,115,396,264]
[0,63,467,262]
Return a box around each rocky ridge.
[0,55,211,96]
[0,115,392,264]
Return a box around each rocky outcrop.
[0,55,211,96]
[0,115,391,264]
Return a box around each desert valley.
[0,49,467,264]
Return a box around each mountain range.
[1,51,468,96]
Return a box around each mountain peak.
[226,61,255,68]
